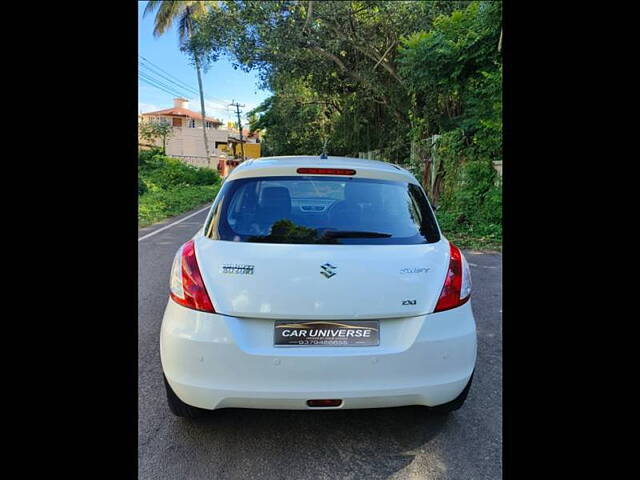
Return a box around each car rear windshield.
[204,176,440,245]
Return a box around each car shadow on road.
[170,406,449,479]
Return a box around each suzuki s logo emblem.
[320,263,337,278]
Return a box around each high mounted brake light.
[169,240,215,313]
[296,168,356,175]
[433,242,472,313]
[307,399,342,407]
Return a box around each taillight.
[434,242,472,312]
[169,240,215,313]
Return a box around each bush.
[476,182,502,225]
[138,174,148,196]
[144,158,196,189]
[192,167,218,185]
[138,148,163,166]
[397,2,502,249]
[137,150,222,226]
[139,154,220,189]
[433,130,502,249]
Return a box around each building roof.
[140,107,222,125]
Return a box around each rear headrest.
[344,182,382,203]
[260,186,291,212]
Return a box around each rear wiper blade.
[320,230,392,238]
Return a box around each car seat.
[257,186,292,231]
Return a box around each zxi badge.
[320,263,337,279]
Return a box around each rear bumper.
[160,299,477,410]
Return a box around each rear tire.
[164,374,208,418]
[429,372,474,414]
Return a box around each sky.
[138,1,270,124]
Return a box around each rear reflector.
[297,168,356,175]
[306,399,343,407]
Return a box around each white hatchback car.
[160,156,476,417]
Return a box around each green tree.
[185,1,502,246]
[398,1,502,137]
[398,1,502,237]
[189,1,464,160]
[144,1,214,159]
[139,121,173,154]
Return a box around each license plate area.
[273,320,379,347]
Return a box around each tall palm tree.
[144,1,212,160]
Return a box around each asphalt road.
[139,206,502,480]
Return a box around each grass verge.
[440,229,502,251]
[138,184,220,228]
[138,150,223,228]
[437,212,502,251]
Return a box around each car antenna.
[320,137,328,159]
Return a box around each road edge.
[138,203,211,240]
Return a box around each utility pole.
[229,100,246,161]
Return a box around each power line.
[138,76,185,99]
[138,71,187,98]
[139,61,197,95]
[138,75,231,118]
[138,54,235,107]
[138,73,190,98]
[138,61,197,98]
[138,63,198,98]
[137,69,184,92]
[139,55,199,94]
[139,79,182,100]
[139,55,222,102]
[138,59,241,122]
[138,72,187,97]
[203,104,232,112]
[138,55,234,102]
